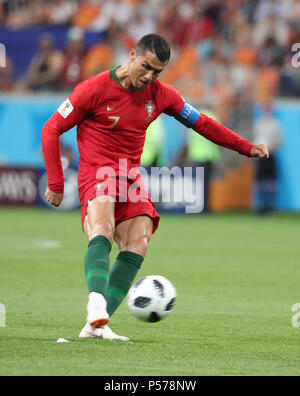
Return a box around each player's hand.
[250,144,269,159]
[44,188,64,207]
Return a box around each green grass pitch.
[0,207,300,376]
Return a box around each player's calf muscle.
[88,221,115,242]
[118,234,151,257]
[115,217,153,257]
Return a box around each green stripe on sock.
[86,269,110,283]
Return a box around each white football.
[127,275,177,322]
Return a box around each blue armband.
[175,103,200,128]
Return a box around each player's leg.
[80,195,130,341]
[84,195,116,242]
[83,196,115,329]
[106,215,153,317]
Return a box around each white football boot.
[79,323,130,342]
[87,292,109,330]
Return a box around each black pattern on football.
[153,279,164,297]
[134,296,151,308]
[148,312,161,322]
[165,298,176,311]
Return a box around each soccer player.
[41,34,269,341]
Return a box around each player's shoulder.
[149,79,185,116]
[85,70,111,91]
[151,78,167,92]
[150,79,183,108]
[151,79,180,96]
[73,70,111,103]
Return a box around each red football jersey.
[41,67,253,194]
[42,69,185,194]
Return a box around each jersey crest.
[144,100,156,119]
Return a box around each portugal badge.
[144,100,156,119]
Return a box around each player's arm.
[175,103,269,158]
[161,83,269,158]
[41,79,92,207]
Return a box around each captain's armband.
[175,103,200,128]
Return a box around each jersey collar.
[110,66,123,88]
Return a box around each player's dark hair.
[135,34,171,62]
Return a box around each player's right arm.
[41,79,92,206]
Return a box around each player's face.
[129,49,168,90]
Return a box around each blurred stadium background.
[0,0,300,213]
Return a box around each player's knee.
[89,221,115,243]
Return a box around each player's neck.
[115,64,137,92]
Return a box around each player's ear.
[130,48,137,62]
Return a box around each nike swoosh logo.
[107,106,118,111]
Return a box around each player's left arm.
[160,83,269,158]
[175,103,269,158]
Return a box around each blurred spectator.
[253,12,289,48]
[0,0,27,25]
[257,36,285,67]
[128,9,156,44]
[241,0,260,24]
[108,23,136,66]
[163,44,203,103]
[162,2,215,49]
[89,0,134,32]
[286,0,300,29]
[72,0,100,29]
[230,22,258,95]
[203,0,224,25]
[253,99,283,214]
[81,34,114,80]
[255,66,281,103]
[106,0,133,28]
[234,25,257,67]
[60,27,85,91]
[0,0,298,102]
[3,0,46,28]
[44,0,78,26]
[254,0,288,23]
[87,0,113,32]
[25,33,63,91]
